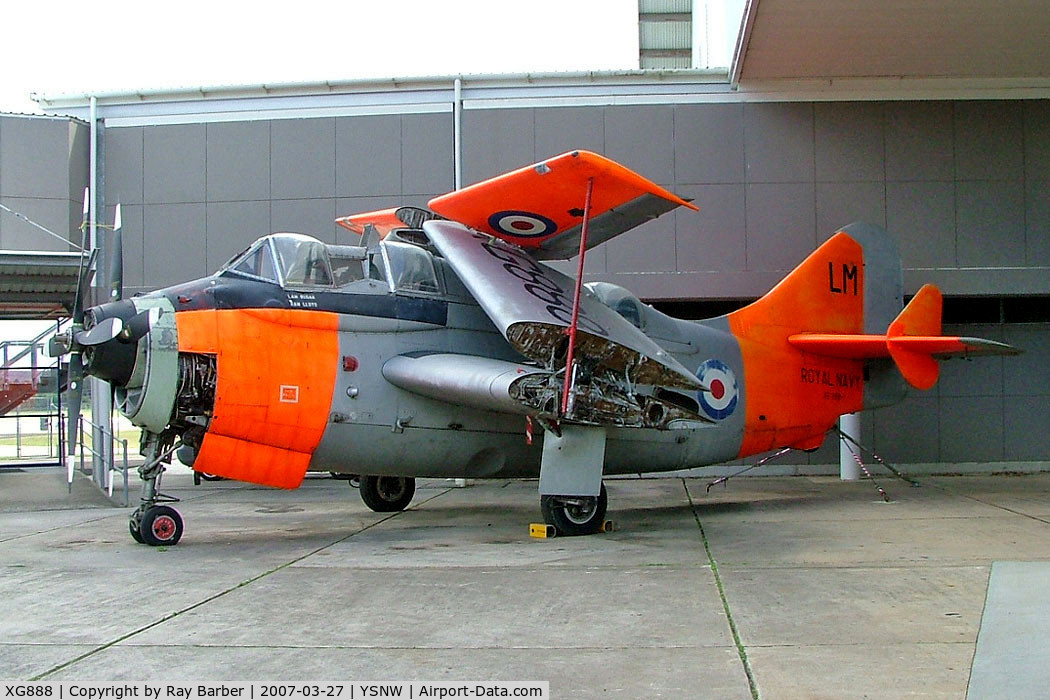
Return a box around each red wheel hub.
[152,515,177,540]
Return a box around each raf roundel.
[488,210,558,238]
[696,359,738,421]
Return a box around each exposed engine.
[172,353,217,448]
[508,361,705,429]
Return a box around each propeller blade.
[107,204,122,302]
[74,316,123,346]
[66,352,84,486]
[72,248,98,325]
[119,307,160,343]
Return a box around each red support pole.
[560,177,594,417]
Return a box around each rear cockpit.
[585,282,647,330]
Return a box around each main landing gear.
[540,482,608,536]
[128,431,185,546]
[355,475,416,512]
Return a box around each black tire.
[360,476,415,512]
[540,482,608,536]
[139,505,184,546]
[199,473,224,482]
[129,516,145,544]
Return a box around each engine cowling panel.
[175,308,340,488]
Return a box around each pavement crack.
[684,479,761,700]
[27,488,453,681]
[933,489,1050,526]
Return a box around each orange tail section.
[723,222,1019,459]
[789,284,1020,391]
[727,227,874,456]
[885,285,943,390]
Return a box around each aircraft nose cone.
[81,300,140,386]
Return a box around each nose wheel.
[129,431,184,546]
[130,505,184,546]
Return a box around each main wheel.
[540,482,608,536]
[138,505,184,546]
[359,476,415,512]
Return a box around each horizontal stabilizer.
[788,285,1021,390]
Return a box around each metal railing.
[75,412,130,506]
[1,322,60,371]
[1,324,64,466]
[0,412,60,461]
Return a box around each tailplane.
[727,222,1020,394]
[787,282,1021,391]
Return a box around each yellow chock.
[600,520,616,533]
[530,523,556,538]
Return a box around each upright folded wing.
[428,150,698,260]
[424,220,702,393]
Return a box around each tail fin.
[728,222,1019,392]
[729,221,903,337]
[711,222,1019,458]
[720,222,906,454]
[885,285,942,390]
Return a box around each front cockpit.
[219,232,442,296]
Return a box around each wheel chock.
[600,520,616,533]
[530,523,556,538]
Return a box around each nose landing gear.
[129,431,185,546]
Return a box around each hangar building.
[2,1,1048,471]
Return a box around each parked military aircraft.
[51,150,1019,545]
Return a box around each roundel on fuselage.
[696,359,738,421]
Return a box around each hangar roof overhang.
[35,67,1050,130]
[0,250,83,320]
[732,0,1050,86]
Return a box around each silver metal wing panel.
[424,220,702,391]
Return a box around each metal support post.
[839,412,861,480]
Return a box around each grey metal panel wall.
[459,99,1050,302]
[104,113,453,296]
[0,116,87,253]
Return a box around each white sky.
[2,0,647,114]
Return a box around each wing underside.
[418,220,705,428]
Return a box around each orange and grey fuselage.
[79,221,1009,495]
[70,151,1017,544]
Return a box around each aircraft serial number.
[4,687,52,697]
[473,233,607,336]
[259,687,344,698]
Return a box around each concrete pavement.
[1,467,1049,698]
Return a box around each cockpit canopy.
[586,281,646,330]
[220,232,441,295]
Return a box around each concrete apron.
[1,468,1049,699]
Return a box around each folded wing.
[428,150,698,260]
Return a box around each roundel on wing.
[488,210,558,238]
[696,359,738,421]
